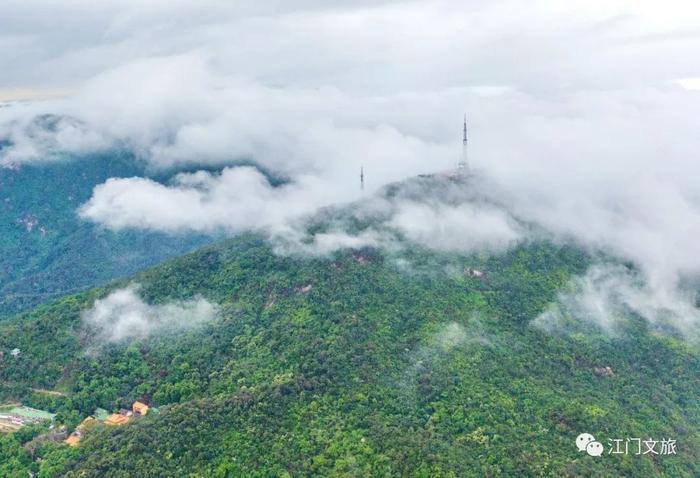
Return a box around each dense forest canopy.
[2,2,700,476]
[1,221,698,476]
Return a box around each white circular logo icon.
[576,433,595,452]
[576,433,603,457]
[586,441,604,457]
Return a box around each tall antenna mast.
[458,114,469,175]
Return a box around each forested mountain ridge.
[1,1,698,476]
[0,147,213,318]
[1,204,698,476]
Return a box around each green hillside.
[1,224,698,476]
[0,149,212,318]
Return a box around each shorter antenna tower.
[458,114,469,175]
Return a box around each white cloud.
[265,175,525,256]
[288,229,387,256]
[674,77,700,91]
[2,1,700,92]
[82,285,218,344]
[533,265,700,338]
[390,200,522,253]
[78,166,336,233]
[399,319,495,402]
[0,1,699,331]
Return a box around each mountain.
[1,178,698,476]
[0,148,213,318]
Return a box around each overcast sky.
[2,1,700,333]
[2,1,700,92]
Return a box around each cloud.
[389,200,522,253]
[0,113,108,162]
[0,1,699,331]
[272,228,388,256]
[264,174,525,256]
[532,265,700,339]
[674,78,700,91]
[399,319,495,403]
[78,166,336,233]
[82,285,218,345]
[0,53,454,173]
[78,159,523,255]
[2,1,699,92]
